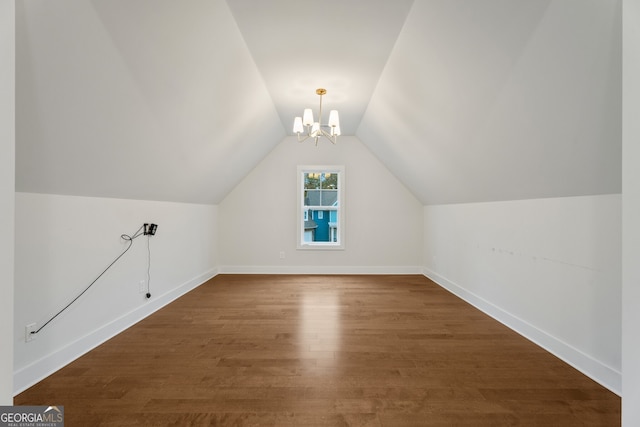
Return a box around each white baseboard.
[13,268,218,395]
[218,265,424,275]
[422,267,621,396]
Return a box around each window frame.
[297,165,345,250]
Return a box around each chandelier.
[293,88,340,145]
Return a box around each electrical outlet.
[139,280,145,293]
[25,323,36,342]
[279,251,285,259]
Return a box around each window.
[297,165,344,249]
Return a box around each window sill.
[297,243,345,251]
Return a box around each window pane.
[304,173,320,206]
[322,173,338,190]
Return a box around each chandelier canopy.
[293,88,340,145]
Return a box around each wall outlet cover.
[25,323,36,342]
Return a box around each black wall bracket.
[144,223,158,236]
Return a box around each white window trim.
[297,165,345,250]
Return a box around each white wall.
[1,0,15,405]
[13,193,218,393]
[424,194,622,393]
[219,136,423,273]
[623,0,640,424]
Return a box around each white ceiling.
[359,0,622,204]
[226,0,414,136]
[15,0,621,205]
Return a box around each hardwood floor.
[15,274,620,426]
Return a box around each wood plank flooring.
[15,274,620,426]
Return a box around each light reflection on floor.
[298,289,341,368]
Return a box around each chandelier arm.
[296,129,336,144]
[296,133,312,143]
[320,129,337,144]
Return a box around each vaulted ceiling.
[15,0,621,205]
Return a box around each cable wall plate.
[25,323,36,342]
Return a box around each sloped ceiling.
[16,0,285,204]
[15,0,621,205]
[359,0,622,204]
[226,0,414,136]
